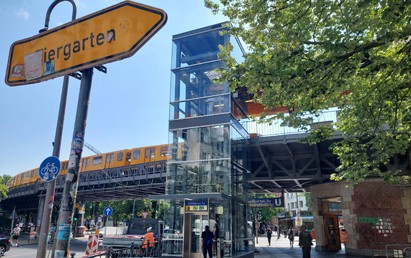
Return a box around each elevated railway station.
[2,22,410,258]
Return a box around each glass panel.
[117,152,123,161]
[229,35,244,64]
[82,158,89,168]
[106,153,114,163]
[133,150,140,160]
[160,146,169,157]
[92,156,102,165]
[170,95,229,119]
[169,125,230,162]
[166,159,231,195]
[172,26,227,69]
[161,200,184,256]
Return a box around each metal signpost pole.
[37,76,69,258]
[37,2,76,258]
[53,68,93,258]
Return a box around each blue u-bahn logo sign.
[39,156,61,182]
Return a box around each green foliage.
[205,0,411,184]
[84,199,153,225]
[302,193,312,209]
[0,175,11,201]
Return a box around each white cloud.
[15,9,30,20]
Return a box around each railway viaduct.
[2,130,341,210]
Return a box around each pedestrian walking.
[12,224,21,247]
[277,225,281,240]
[288,227,294,247]
[299,225,313,258]
[266,227,272,246]
[201,225,214,258]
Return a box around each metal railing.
[82,241,162,258]
[242,108,339,137]
[371,242,411,257]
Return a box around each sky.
[0,0,226,176]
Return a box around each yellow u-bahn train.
[6,144,170,191]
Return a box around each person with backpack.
[201,225,214,258]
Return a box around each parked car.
[0,236,11,255]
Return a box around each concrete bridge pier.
[310,179,411,256]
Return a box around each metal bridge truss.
[3,161,167,210]
[248,133,342,193]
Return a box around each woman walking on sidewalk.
[288,227,294,247]
[266,227,272,246]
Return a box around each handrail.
[242,109,339,137]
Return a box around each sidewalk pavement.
[254,235,368,258]
[16,232,369,258]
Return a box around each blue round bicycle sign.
[39,156,61,182]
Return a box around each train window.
[160,146,169,157]
[106,153,114,163]
[117,152,123,161]
[145,148,156,158]
[82,158,89,168]
[92,156,102,165]
[133,150,140,160]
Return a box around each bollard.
[130,241,134,256]
[70,253,75,258]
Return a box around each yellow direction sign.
[5,1,167,86]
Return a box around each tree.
[84,199,150,226]
[205,0,411,184]
[0,175,11,201]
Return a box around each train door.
[183,212,209,258]
[323,214,341,251]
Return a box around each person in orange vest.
[142,227,155,252]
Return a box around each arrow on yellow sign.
[5,1,167,86]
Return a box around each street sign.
[38,156,61,182]
[184,199,208,213]
[248,197,284,207]
[5,1,167,86]
[141,211,149,218]
[103,206,113,216]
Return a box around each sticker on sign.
[5,1,167,86]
